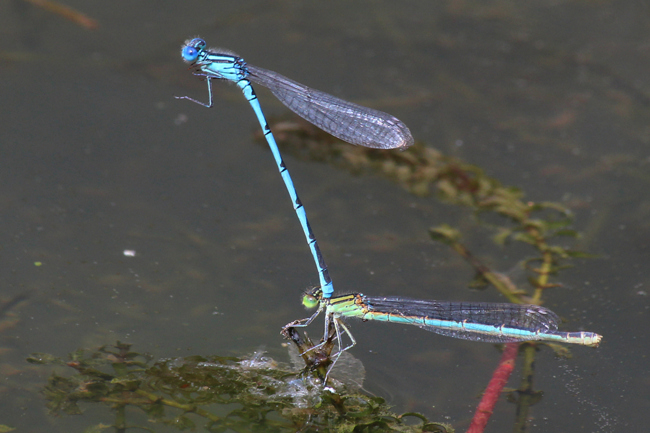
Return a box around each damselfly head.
[181,38,206,63]
[302,287,323,309]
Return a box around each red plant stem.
[22,0,99,30]
[466,343,519,433]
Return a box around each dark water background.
[1,1,648,432]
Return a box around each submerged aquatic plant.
[28,342,452,432]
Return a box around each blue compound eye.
[181,46,198,62]
[181,38,206,62]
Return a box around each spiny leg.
[295,305,338,357]
[283,303,324,332]
[323,317,357,381]
[174,75,215,107]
